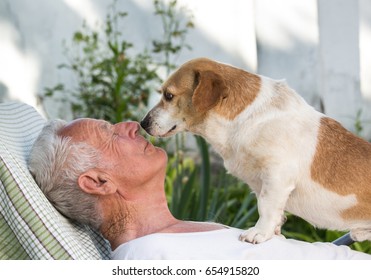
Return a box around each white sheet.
[112,227,371,260]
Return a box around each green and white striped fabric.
[0,102,111,259]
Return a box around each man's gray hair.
[28,119,103,229]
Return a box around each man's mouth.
[144,140,156,153]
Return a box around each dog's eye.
[163,91,174,102]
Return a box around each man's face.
[59,118,168,193]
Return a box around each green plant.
[43,1,160,123]
[166,136,258,228]
[152,0,194,76]
[353,109,364,136]
[41,0,194,124]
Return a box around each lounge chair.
[0,102,110,259]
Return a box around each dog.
[140,57,371,244]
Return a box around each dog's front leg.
[239,180,294,244]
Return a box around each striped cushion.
[0,102,111,259]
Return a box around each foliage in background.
[166,135,258,225]
[43,2,159,123]
[152,0,194,76]
[41,0,370,254]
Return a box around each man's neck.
[101,194,179,250]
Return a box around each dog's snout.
[140,115,152,131]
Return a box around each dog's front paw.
[239,227,274,244]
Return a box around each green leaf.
[73,31,85,42]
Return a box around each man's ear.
[192,70,227,113]
[78,170,116,196]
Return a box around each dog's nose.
[140,115,151,131]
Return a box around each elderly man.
[28,118,371,259]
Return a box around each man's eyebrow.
[99,121,112,131]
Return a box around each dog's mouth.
[161,125,177,137]
[169,125,177,133]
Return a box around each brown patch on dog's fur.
[213,69,260,120]
[192,70,228,113]
[311,117,371,220]
[163,58,261,121]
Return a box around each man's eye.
[164,91,174,101]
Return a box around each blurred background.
[1,0,371,251]
[1,0,371,136]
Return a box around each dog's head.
[140,57,260,137]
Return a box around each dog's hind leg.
[350,228,371,242]
[274,215,287,236]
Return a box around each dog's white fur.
[141,57,371,244]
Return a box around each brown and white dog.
[140,57,371,244]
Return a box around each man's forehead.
[58,118,100,139]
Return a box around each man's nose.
[114,121,140,139]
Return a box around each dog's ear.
[192,70,227,113]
